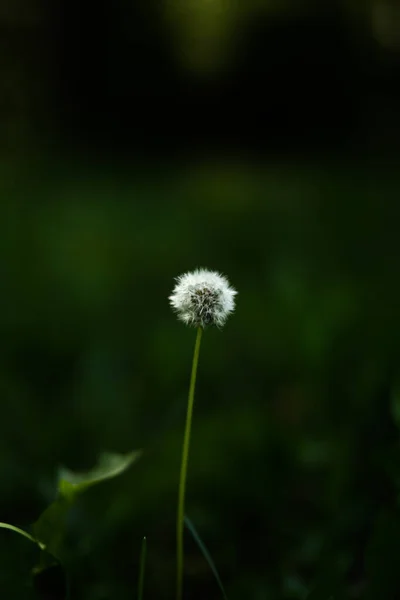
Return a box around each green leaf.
[58,450,141,500]
[184,515,228,600]
[32,497,72,559]
[33,450,141,557]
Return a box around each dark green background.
[1,1,400,598]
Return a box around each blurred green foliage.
[1,158,400,599]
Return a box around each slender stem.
[0,522,45,550]
[176,326,203,600]
[137,536,147,600]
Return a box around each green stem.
[137,536,147,600]
[176,326,203,600]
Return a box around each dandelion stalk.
[176,326,203,600]
[169,268,237,600]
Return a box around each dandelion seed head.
[169,268,237,328]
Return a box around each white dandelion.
[169,268,237,328]
[171,268,237,600]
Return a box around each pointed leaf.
[185,515,228,600]
[58,450,141,499]
[33,450,140,557]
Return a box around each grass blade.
[137,536,147,600]
[184,515,228,600]
[0,522,45,550]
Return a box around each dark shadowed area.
[1,1,400,599]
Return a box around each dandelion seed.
[169,268,237,328]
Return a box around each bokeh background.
[1,1,400,598]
